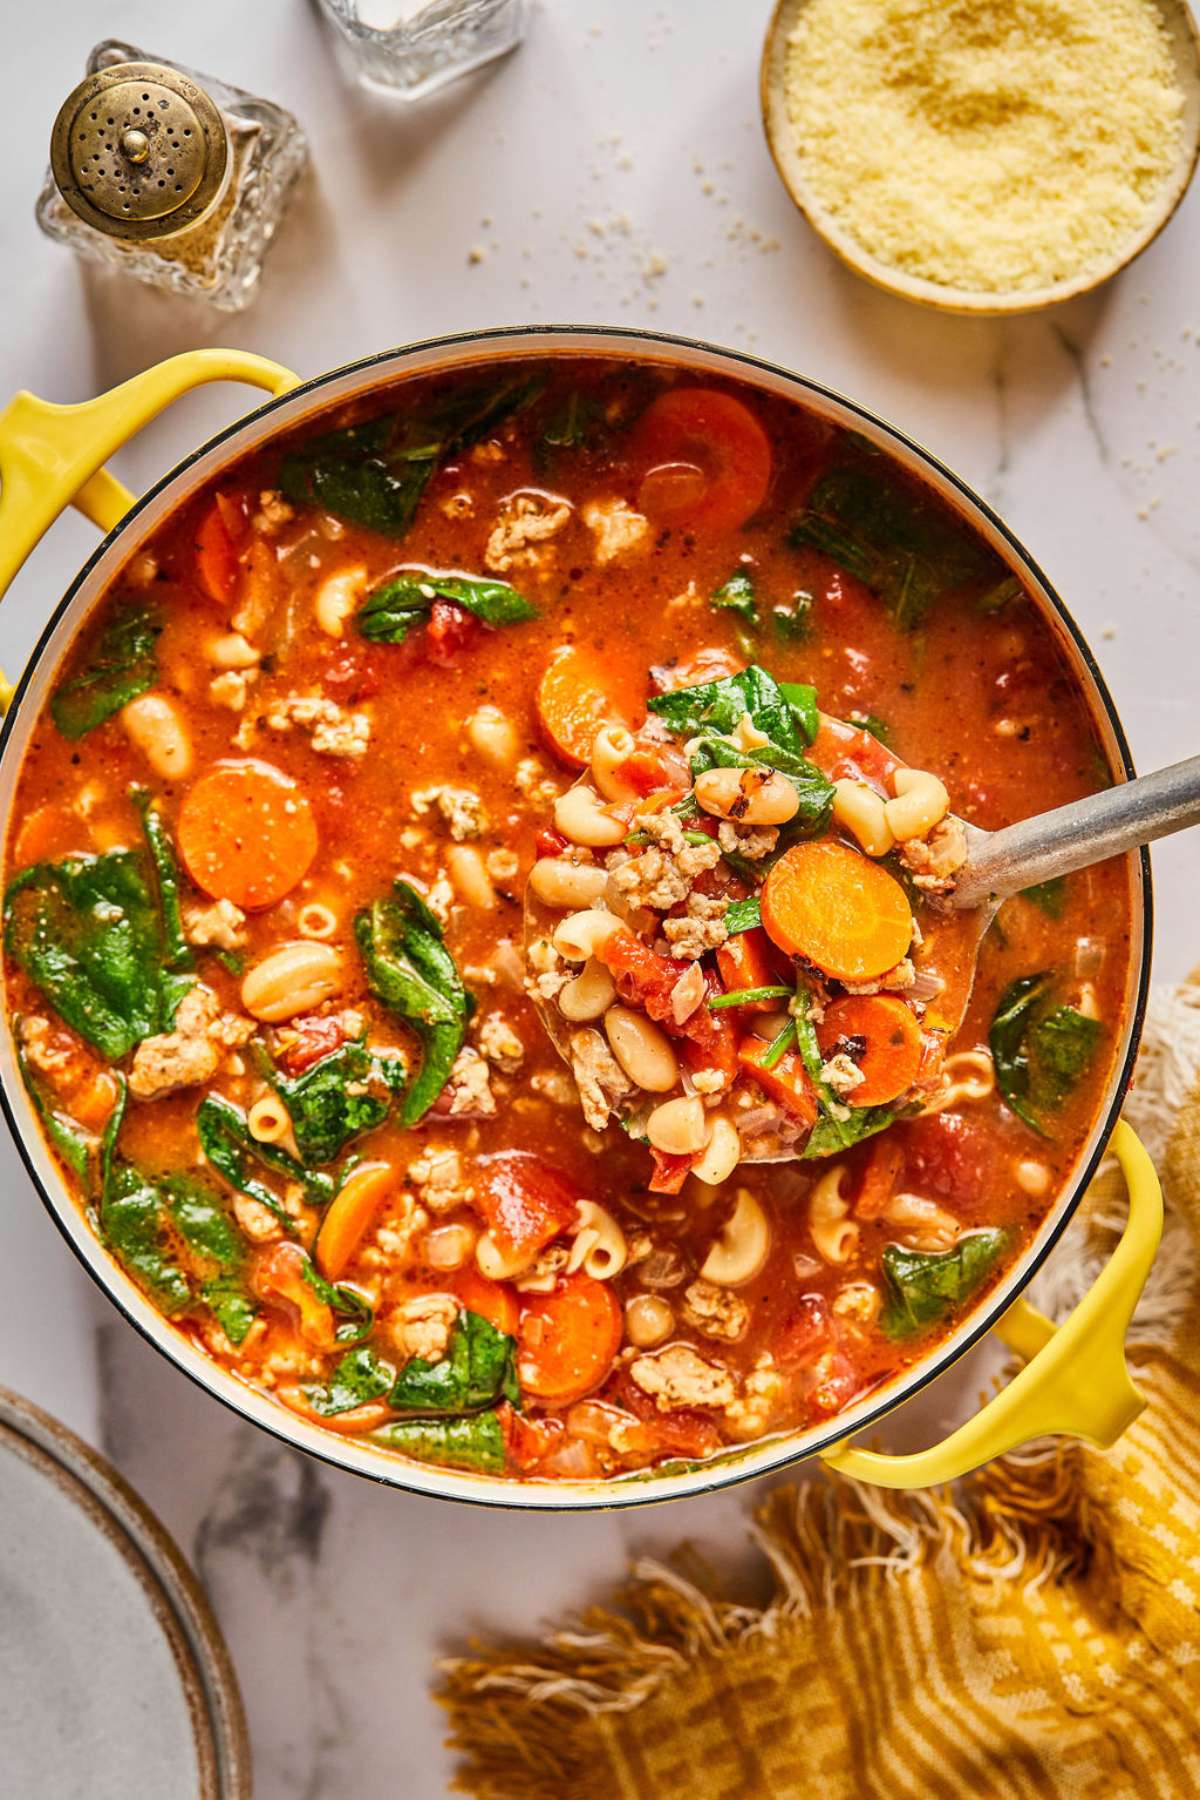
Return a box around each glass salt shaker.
[316,0,527,101]
[36,40,308,312]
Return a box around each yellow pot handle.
[0,349,300,605]
[821,1121,1162,1489]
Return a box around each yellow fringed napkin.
[439,980,1200,1798]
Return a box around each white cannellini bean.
[120,694,193,781]
[694,765,799,826]
[692,1115,741,1187]
[701,1189,770,1285]
[884,767,949,843]
[552,908,622,963]
[241,941,343,1023]
[475,1229,534,1281]
[313,566,366,639]
[590,723,638,802]
[645,1094,709,1155]
[207,631,261,670]
[446,844,496,911]
[465,704,518,768]
[833,779,894,858]
[1015,1158,1052,1197]
[624,1293,674,1348]
[558,958,617,1022]
[423,1222,477,1271]
[554,784,627,847]
[527,857,609,909]
[604,1005,679,1092]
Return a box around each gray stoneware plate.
[0,1386,250,1798]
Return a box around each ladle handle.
[953,753,1200,911]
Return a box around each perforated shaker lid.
[49,59,230,241]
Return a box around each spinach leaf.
[977,574,1024,614]
[881,1230,1010,1338]
[133,789,193,972]
[100,1164,193,1315]
[49,603,160,740]
[201,1277,259,1346]
[302,1346,396,1417]
[648,663,818,751]
[1029,1006,1102,1110]
[15,1031,92,1184]
[790,465,999,632]
[850,712,891,747]
[369,1410,506,1475]
[771,590,814,641]
[1021,876,1066,918]
[988,974,1101,1136]
[300,1262,375,1346]
[5,850,181,1059]
[688,736,834,838]
[354,880,470,1126]
[358,568,536,644]
[100,1162,258,1342]
[197,1092,332,1216]
[389,1309,520,1414]
[723,896,762,935]
[261,1041,407,1165]
[278,375,542,540]
[710,569,759,626]
[535,389,598,470]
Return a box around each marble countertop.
[2,2,1199,1792]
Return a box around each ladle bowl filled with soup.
[0,329,1156,1506]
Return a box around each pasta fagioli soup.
[3,355,1133,1481]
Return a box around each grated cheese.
[782,0,1186,292]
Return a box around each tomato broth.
[2,355,1133,1482]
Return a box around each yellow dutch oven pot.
[0,334,1163,1507]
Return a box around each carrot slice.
[761,840,913,983]
[475,1152,579,1263]
[316,1162,395,1283]
[449,1267,520,1337]
[195,496,245,604]
[518,1273,623,1405]
[717,927,785,1014]
[630,389,772,535]
[536,645,641,767]
[737,1036,819,1123]
[177,759,318,910]
[816,994,924,1106]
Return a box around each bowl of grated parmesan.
[762,0,1200,312]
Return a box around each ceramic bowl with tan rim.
[761,0,1200,315]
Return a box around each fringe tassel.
[437,1444,1101,1796]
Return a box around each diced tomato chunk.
[853,1136,904,1220]
[648,1148,695,1194]
[535,827,569,858]
[277,1013,350,1075]
[500,1402,567,1473]
[776,1294,835,1370]
[614,748,686,797]
[717,927,784,1013]
[424,600,480,665]
[897,1112,988,1206]
[805,1350,863,1421]
[474,1152,579,1261]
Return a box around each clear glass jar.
[36,39,308,313]
[316,0,527,100]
